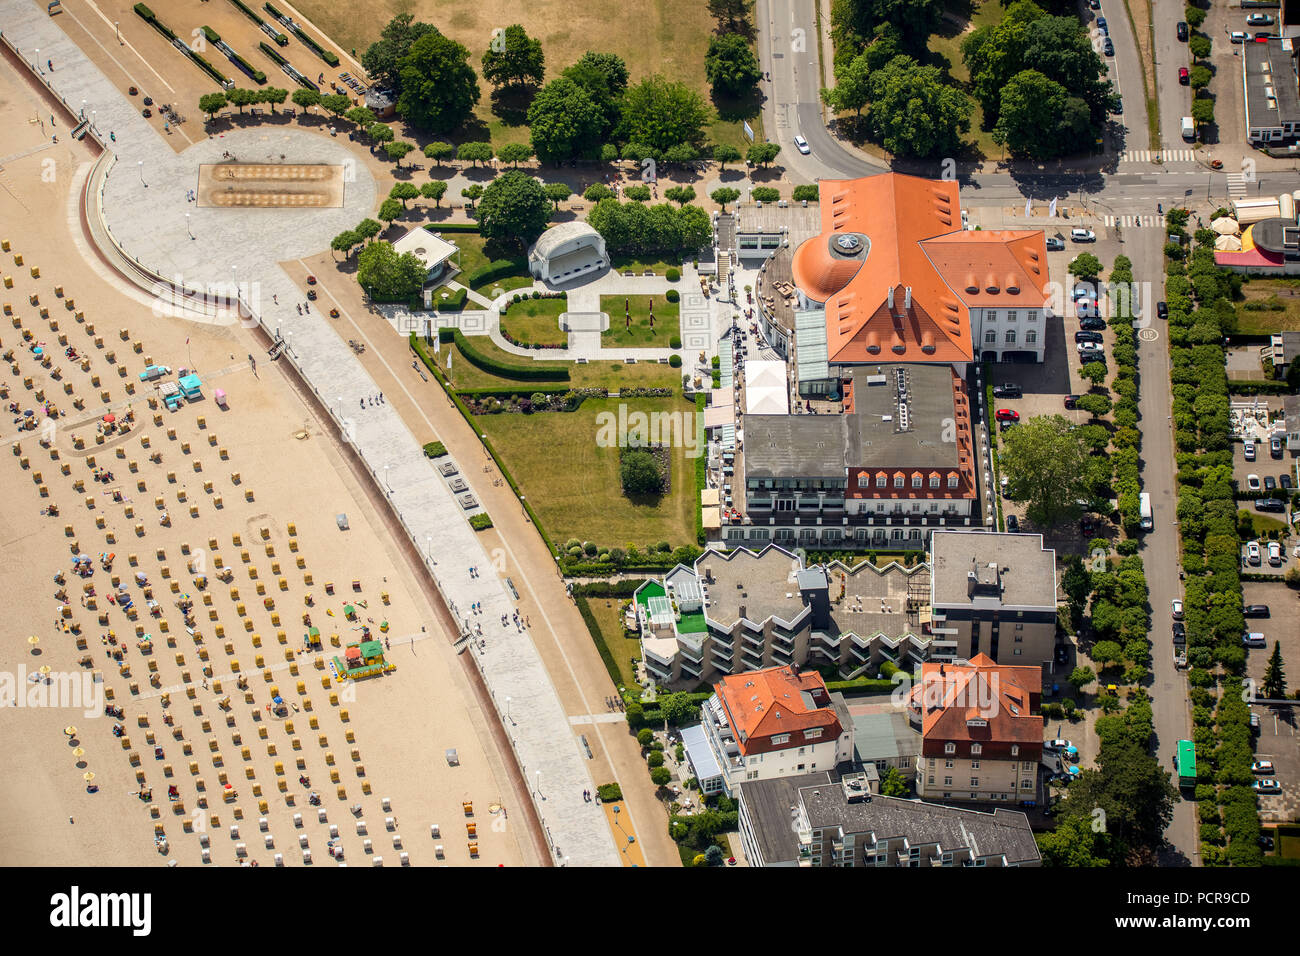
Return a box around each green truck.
[1177,739,1196,790]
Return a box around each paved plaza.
[2,0,618,866]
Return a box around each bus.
[1177,739,1196,790]
[1139,492,1153,532]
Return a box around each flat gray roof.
[850,708,919,766]
[735,201,823,242]
[1244,39,1300,134]
[738,772,831,864]
[744,415,852,479]
[697,546,807,629]
[929,530,1057,610]
[681,723,723,782]
[798,783,1040,865]
[847,366,961,469]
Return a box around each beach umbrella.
[28,635,39,647]
[39,665,51,676]
[83,772,95,783]
[33,347,42,357]
[23,408,33,416]
[1065,744,1078,756]
[73,747,85,758]
[1210,216,1240,235]
[64,726,77,737]
[1066,765,1080,777]
[1214,234,1242,252]
[103,413,116,423]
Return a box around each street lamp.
[425,535,432,561]
[505,696,512,724]
[115,21,121,44]
[383,464,391,492]
[185,213,193,240]
[137,160,145,186]
[80,99,86,120]
[535,770,542,797]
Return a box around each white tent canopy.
[1214,234,1243,251]
[1210,217,1241,235]
[744,360,790,416]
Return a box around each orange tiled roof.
[792,174,1050,366]
[909,654,1043,757]
[716,666,842,756]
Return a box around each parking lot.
[1243,581,1300,689]
[1250,702,1300,823]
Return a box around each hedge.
[202,25,222,43]
[575,595,623,686]
[1229,380,1294,396]
[695,392,706,546]
[596,783,623,802]
[422,441,447,458]
[825,678,896,694]
[133,3,154,19]
[468,513,493,530]
[449,328,569,382]
[259,41,288,67]
[424,222,481,234]
[464,257,530,288]
[437,287,468,311]
[571,579,650,598]
[228,0,265,25]
[452,386,572,400]
[265,3,339,66]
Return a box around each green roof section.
[635,581,666,608]
[676,612,707,635]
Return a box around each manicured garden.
[600,294,681,347]
[499,295,568,348]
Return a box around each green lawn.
[581,595,642,690]
[430,284,485,311]
[1244,513,1290,538]
[1281,830,1300,860]
[444,337,678,391]
[499,297,569,347]
[474,395,698,548]
[1236,278,1300,333]
[480,275,537,297]
[601,295,681,346]
[610,254,684,274]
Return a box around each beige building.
[927,530,1058,667]
[910,654,1044,805]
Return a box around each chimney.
[904,287,912,310]
[887,286,895,310]
[739,604,747,620]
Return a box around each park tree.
[562,51,629,139]
[1079,361,1108,388]
[713,144,742,168]
[362,13,440,92]
[1189,65,1212,91]
[367,123,395,146]
[420,180,447,207]
[262,87,288,112]
[481,24,545,88]
[1056,738,1177,856]
[751,187,781,202]
[619,76,709,154]
[833,0,942,48]
[377,198,403,227]
[621,448,662,496]
[583,183,613,202]
[664,185,696,207]
[544,182,573,211]
[747,142,781,167]
[357,240,426,298]
[199,92,227,120]
[397,32,480,134]
[1069,253,1102,280]
[1068,666,1095,695]
[291,88,320,112]
[880,768,908,797]
[1189,34,1211,61]
[867,55,970,158]
[320,93,351,118]
[663,144,699,164]
[1262,642,1287,700]
[999,415,1092,526]
[227,88,259,114]
[460,184,484,207]
[822,52,872,120]
[476,170,550,248]
[792,184,820,202]
[423,141,454,167]
[705,33,761,97]
[345,106,377,128]
[659,692,695,724]
[384,141,415,166]
[354,218,382,243]
[1036,817,1112,867]
[650,766,672,786]
[330,230,359,258]
[710,187,741,211]
[994,70,1091,160]
[1191,96,1215,130]
[677,205,713,252]
[457,142,494,167]
[1062,554,1091,611]
[389,182,420,208]
[497,142,535,167]
[1090,640,1125,670]
[707,0,750,31]
[527,77,604,163]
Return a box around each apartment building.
[634,544,933,689]
[928,530,1059,666]
[681,666,854,797]
[737,770,1041,867]
[909,653,1044,805]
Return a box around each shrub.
[650,766,672,786]
[636,728,654,747]
[422,441,447,458]
[669,354,682,368]
[751,186,780,203]
[665,288,680,303]
[666,267,681,282]
[648,751,665,768]
[792,184,819,202]
[596,783,623,802]
[468,513,493,531]
[438,287,468,311]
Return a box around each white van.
[1181,116,1195,141]
[1243,632,1267,648]
[1139,491,1153,531]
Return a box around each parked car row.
[1244,539,1284,566]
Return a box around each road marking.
[1226,173,1249,200]
[1103,214,1162,228]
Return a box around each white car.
[1071,228,1096,242]
[1244,442,1256,461]
[1047,738,1074,752]
[1230,31,1250,43]
[1246,474,1261,491]
[1267,541,1282,566]
[793,135,811,155]
[1253,760,1275,774]
[1253,779,1282,794]
[1248,13,1274,25]
[1246,541,1262,565]
[1171,599,1184,620]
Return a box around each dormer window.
[947,475,959,489]
[1011,745,1019,757]
[944,742,956,754]
[912,475,922,489]
[772,734,791,746]
[971,743,982,756]
[805,728,823,740]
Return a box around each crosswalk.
[1226,173,1250,200]
[1118,148,1197,164]
[1102,214,1164,228]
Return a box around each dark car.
[1177,20,1188,41]
[1156,300,1168,320]
[999,419,1019,433]
[1080,316,1106,331]
[993,383,1023,398]
[1075,330,1104,344]
[1255,498,1286,513]
[1244,604,1270,618]
[1006,514,1020,532]
[1111,97,1123,115]
[1260,834,1275,851]
[1104,37,1114,56]
[1264,475,1277,492]
[1097,16,1108,32]
[1172,621,1186,642]
[1281,474,1293,491]
[1046,237,1065,251]
[1064,394,1080,410]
